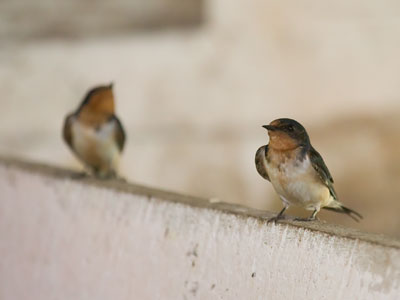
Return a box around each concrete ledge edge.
[1,155,399,250]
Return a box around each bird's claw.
[294,216,318,222]
[267,215,284,223]
[70,171,88,179]
[115,176,128,183]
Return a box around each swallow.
[255,118,362,222]
[63,83,126,178]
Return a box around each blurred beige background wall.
[0,0,400,237]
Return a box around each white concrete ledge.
[0,157,399,299]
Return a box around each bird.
[255,118,362,223]
[63,83,126,179]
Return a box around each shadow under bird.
[255,118,362,222]
[63,84,126,178]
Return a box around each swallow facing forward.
[63,84,126,178]
[255,118,362,222]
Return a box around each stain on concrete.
[164,227,169,238]
[186,243,199,258]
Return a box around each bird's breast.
[266,150,330,208]
[71,120,120,169]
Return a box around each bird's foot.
[267,207,288,223]
[267,215,285,223]
[94,170,119,180]
[294,216,318,222]
[294,209,319,222]
[114,175,128,183]
[70,171,89,179]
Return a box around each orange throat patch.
[268,131,299,151]
[77,111,112,127]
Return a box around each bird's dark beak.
[262,125,276,131]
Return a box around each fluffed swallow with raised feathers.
[255,118,362,222]
[63,83,126,178]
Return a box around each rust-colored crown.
[77,84,115,125]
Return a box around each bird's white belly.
[72,121,119,171]
[266,156,330,209]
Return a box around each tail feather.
[323,205,363,222]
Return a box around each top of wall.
[1,155,399,250]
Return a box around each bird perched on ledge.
[255,118,362,223]
[63,84,126,179]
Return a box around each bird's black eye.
[287,125,294,132]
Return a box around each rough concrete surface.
[1,0,400,238]
[0,158,399,300]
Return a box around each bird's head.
[77,83,115,119]
[262,118,310,150]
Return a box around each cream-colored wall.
[1,159,399,300]
[0,0,201,40]
[1,0,400,236]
